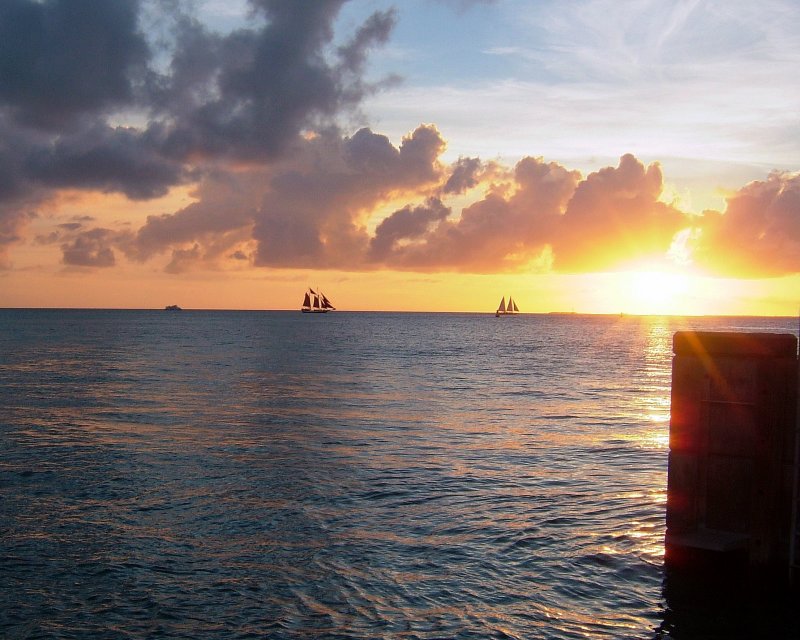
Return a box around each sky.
[1,0,799,314]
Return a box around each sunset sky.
[1,0,799,314]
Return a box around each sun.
[587,265,694,316]
[626,269,690,315]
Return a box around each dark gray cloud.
[0,0,148,130]
[150,1,397,161]
[0,117,48,266]
[0,115,37,203]
[25,122,183,200]
[337,8,397,77]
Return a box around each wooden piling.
[666,331,798,578]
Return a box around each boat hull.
[301,309,328,313]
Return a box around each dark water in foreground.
[1,310,799,639]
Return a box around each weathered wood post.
[666,331,798,578]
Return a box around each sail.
[302,286,335,312]
[494,295,519,315]
[320,292,335,309]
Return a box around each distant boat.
[165,304,182,311]
[302,288,335,313]
[495,296,519,317]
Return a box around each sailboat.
[495,296,519,317]
[301,287,336,313]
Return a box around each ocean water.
[1,309,798,639]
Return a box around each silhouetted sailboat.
[301,288,335,313]
[495,296,519,317]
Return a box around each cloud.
[373,155,580,271]
[25,122,184,200]
[165,243,202,274]
[437,0,499,12]
[442,157,483,194]
[149,1,397,162]
[1,0,797,282]
[552,153,686,271]
[0,0,399,268]
[64,135,703,276]
[252,125,446,268]
[0,116,45,266]
[0,124,48,267]
[692,171,800,277]
[61,228,116,267]
[0,206,30,269]
[337,7,396,75]
[124,170,263,262]
[0,0,148,130]
[357,152,696,274]
[369,197,451,261]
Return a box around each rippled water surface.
[1,310,798,639]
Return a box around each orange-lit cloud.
[371,155,577,271]
[552,154,686,272]
[11,120,800,280]
[690,171,800,277]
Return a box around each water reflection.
[2,311,798,638]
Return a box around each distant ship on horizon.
[302,288,335,313]
[495,296,519,317]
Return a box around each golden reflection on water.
[627,429,670,450]
[609,315,675,566]
[624,317,675,450]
